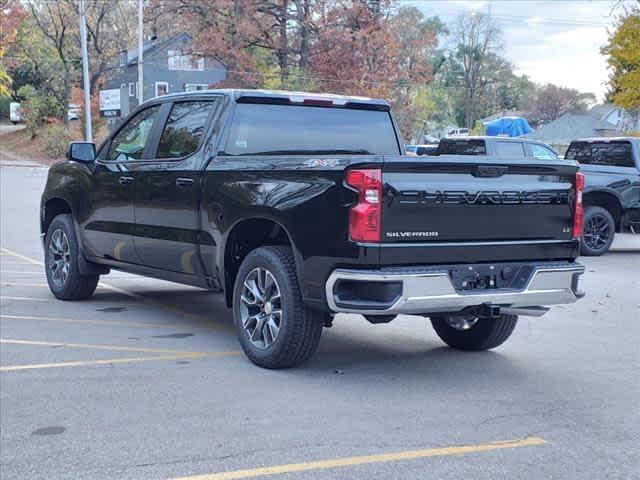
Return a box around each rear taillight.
[346,168,382,242]
[573,172,585,239]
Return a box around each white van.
[9,102,22,124]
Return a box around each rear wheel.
[581,206,615,256]
[430,313,518,351]
[45,214,99,300]
[232,246,323,369]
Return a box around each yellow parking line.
[170,437,548,480]
[0,246,234,333]
[0,355,200,372]
[0,338,223,356]
[0,351,241,372]
[1,313,218,331]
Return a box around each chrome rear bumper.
[326,262,584,316]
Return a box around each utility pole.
[79,0,92,141]
[137,0,144,104]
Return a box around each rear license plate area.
[449,264,535,292]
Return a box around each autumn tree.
[81,0,137,95]
[603,9,640,111]
[528,84,595,125]
[0,0,26,96]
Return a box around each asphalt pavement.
[1,163,639,480]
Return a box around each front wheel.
[45,214,99,300]
[430,313,518,351]
[232,246,323,369]
[581,206,615,256]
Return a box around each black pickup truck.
[40,89,585,368]
[565,137,640,255]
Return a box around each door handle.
[119,176,134,185]
[176,177,194,187]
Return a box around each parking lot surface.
[1,164,639,480]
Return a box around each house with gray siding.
[105,33,226,116]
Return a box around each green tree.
[451,12,502,128]
[603,10,640,110]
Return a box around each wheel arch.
[221,217,300,307]
[41,197,73,235]
[583,189,623,231]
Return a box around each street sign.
[99,89,121,118]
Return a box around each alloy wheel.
[47,229,71,287]
[239,267,282,349]
[583,213,612,251]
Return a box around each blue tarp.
[484,116,533,137]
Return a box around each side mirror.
[67,141,96,163]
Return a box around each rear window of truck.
[566,141,635,167]
[437,139,487,155]
[223,103,400,156]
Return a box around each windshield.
[223,103,399,156]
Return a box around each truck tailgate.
[381,156,579,249]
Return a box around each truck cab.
[436,136,559,161]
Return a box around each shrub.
[42,122,72,159]
[16,85,64,139]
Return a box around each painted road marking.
[0,270,44,274]
[0,248,41,266]
[0,296,50,302]
[0,338,217,356]
[0,247,233,332]
[1,313,219,331]
[170,437,548,480]
[0,338,242,372]
[0,351,241,372]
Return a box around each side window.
[108,106,161,161]
[495,141,525,157]
[157,101,215,159]
[531,144,557,160]
[438,140,486,155]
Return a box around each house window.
[119,51,127,67]
[129,82,137,97]
[168,49,205,71]
[155,81,169,97]
[184,83,209,92]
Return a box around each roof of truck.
[158,89,390,108]
[441,135,549,145]
[569,137,640,144]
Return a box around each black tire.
[44,214,99,300]
[431,314,518,351]
[232,246,323,369]
[581,206,615,256]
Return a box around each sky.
[409,0,635,101]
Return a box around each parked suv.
[565,137,640,255]
[41,89,585,368]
